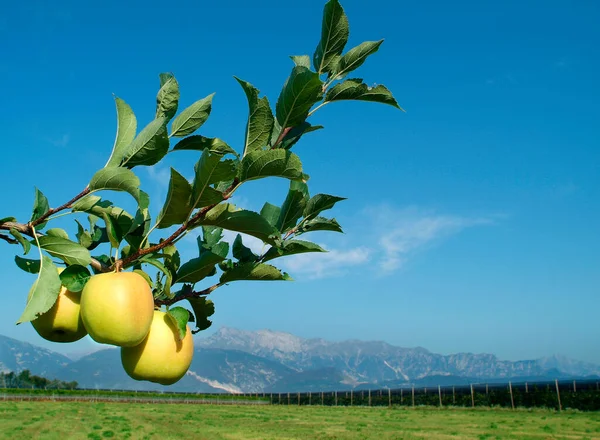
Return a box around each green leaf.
[121,118,169,167]
[190,150,225,211]
[37,235,92,267]
[260,203,281,228]
[46,228,69,239]
[15,256,41,274]
[313,0,349,75]
[232,234,258,263]
[156,168,192,229]
[125,191,151,245]
[30,188,49,228]
[89,224,108,249]
[59,265,91,292]
[187,297,215,333]
[235,78,275,155]
[9,228,30,254]
[290,55,311,69]
[200,226,224,250]
[102,207,135,243]
[17,256,61,324]
[105,97,137,168]
[88,167,147,208]
[175,244,229,284]
[262,239,326,262]
[170,94,215,137]
[140,256,174,298]
[277,181,309,232]
[171,135,239,157]
[269,118,283,148]
[155,73,180,121]
[71,195,102,213]
[276,67,323,129]
[324,78,401,109]
[0,216,17,223]
[303,194,346,220]
[211,159,239,185]
[220,263,292,283]
[199,204,280,245]
[166,307,190,341]
[101,212,121,249]
[159,73,173,87]
[76,201,113,220]
[74,220,94,248]
[298,216,343,234]
[162,243,181,275]
[239,149,303,182]
[333,40,383,78]
[279,122,324,150]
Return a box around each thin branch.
[31,187,91,227]
[0,234,18,245]
[271,127,293,149]
[154,283,221,307]
[0,221,109,273]
[117,178,241,269]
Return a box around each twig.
[0,221,109,273]
[154,283,221,307]
[0,234,18,245]
[271,127,293,150]
[31,187,91,227]
[117,178,241,270]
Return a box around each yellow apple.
[30,270,87,343]
[121,310,194,385]
[80,271,154,347]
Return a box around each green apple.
[121,310,194,385]
[80,271,154,347]
[31,271,87,343]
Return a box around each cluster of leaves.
[0,0,401,341]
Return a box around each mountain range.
[1,327,599,393]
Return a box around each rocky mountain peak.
[200,326,320,354]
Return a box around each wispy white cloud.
[145,166,172,211]
[146,166,171,187]
[166,200,497,280]
[280,246,371,280]
[278,205,495,279]
[368,205,494,274]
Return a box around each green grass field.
[1,401,599,440]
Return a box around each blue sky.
[1,0,599,364]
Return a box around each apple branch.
[0,233,18,245]
[117,178,241,270]
[0,221,109,273]
[30,187,91,227]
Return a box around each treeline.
[0,370,77,390]
[0,387,267,401]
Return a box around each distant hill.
[1,329,598,393]
[0,335,71,378]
